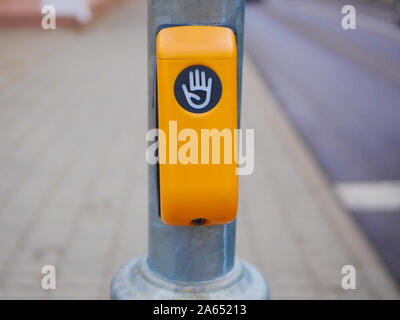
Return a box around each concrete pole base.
[110,257,269,300]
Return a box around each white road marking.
[335,181,400,212]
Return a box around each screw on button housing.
[192,218,206,225]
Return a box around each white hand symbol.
[182,69,213,109]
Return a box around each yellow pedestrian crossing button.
[156,26,238,226]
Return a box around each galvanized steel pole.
[111,0,268,299]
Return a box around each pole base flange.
[111,257,268,300]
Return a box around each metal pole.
[111,0,268,299]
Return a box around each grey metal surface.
[111,257,269,300]
[147,0,245,282]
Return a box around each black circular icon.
[174,65,222,113]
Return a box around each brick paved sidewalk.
[0,0,398,299]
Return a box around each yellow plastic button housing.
[156,26,238,226]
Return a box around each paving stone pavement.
[0,0,398,299]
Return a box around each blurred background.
[0,0,399,299]
[245,0,400,284]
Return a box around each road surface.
[245,0,400,282]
